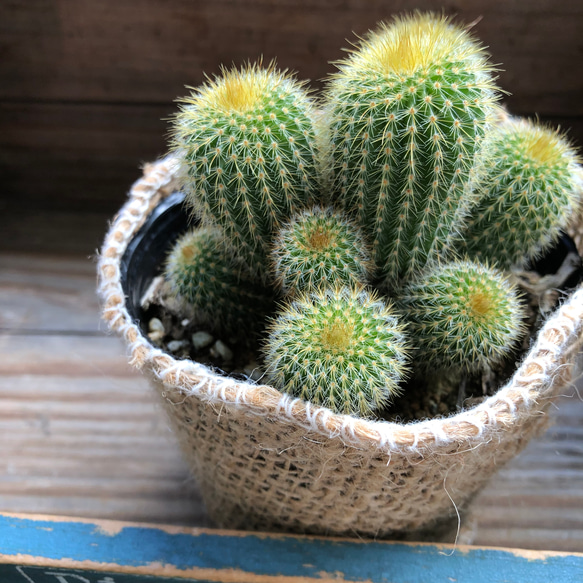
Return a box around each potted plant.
[98,13,583,539]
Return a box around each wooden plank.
[0,101,169,208]
[0,255,101,333]
[1,513,583,583]
[0,101,169,255]
[0,368,209,525]
[0,334,583,549]
[1,0,583,116]
[2,103,582,256]
[472,388,583,551]
[2,253,583,549]
[0,335,141,377]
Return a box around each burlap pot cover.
[98,155,583,538]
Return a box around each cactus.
[171,63,323,282]
[325,12,500,285]
[263,286,410,417]
[460,118,582,268]
[399,260,526,373]
[271,206,373,296]
[153,15,583,421]
[165,227,275,340]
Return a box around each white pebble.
[148,330,164,343]
[211,340,234,362]
[181,318,191,327]
[191,331,214,351]
[167,340,189,353]
[148,318,164,333]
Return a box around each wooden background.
[1,0,583,553]
[1,0,583,256]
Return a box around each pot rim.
[97,154,583,454]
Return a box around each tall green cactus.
[399,260,526,372]
[165,227,275,340]
[325,12,500,285]
[171,63,323,283]
[271,206,373,295]
[460,118,582,268]
[263,286,410,417]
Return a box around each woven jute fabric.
[98,155,583,538]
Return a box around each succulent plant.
[263,286,410,417]
[165,227,275,340]
[171,63,323,283]
[157,15,581,422]
[325,12,500,285]
[271,206,373,296]
[460,118,582,268]
[399,260,526,373]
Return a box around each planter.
[98,155,583,539]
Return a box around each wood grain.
[2,0,582,115]
[0,254,100,332]
[1,104,582,256]
[0,102,170,255]
[2,0,582,256]
[1,254,583,550]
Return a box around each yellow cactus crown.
[339,12,493,77]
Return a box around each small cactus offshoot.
[171,63,322,282]
[263,287,410,417]
[399,260,526,372]
[460,118,582,268]
[165,227,274,340]
[271,206,373,296]
[326,12,500,285]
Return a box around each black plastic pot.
[120,191,191,325]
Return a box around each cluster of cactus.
[162,12,581,419]
[172,63,322,283]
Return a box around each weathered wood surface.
[1,253,583,551]
[0,102,170,256]
[1,110,582,257]
[2,0,582,114]
[1,0,583,256]
[2,514,583,583]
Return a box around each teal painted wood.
[1,513,583,583]
[2,565,210,583]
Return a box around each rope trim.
[97,155,583,453]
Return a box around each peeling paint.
[1,513,583,583]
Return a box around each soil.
[140,251,582,423]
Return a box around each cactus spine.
[399,260,526,372]
[271,206,373,296]
[263,287,409,417]
[460,118,582,268]
[172,63,322,282]
[165,227,274,339]
[326,13,500,285]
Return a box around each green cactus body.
[399,260,526,372]
[326,13,499,285]
[271,206,373,296]
[172,63,322,282]
[165,227,274,340]
[460,118,582,268]
[263,287,409,417]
